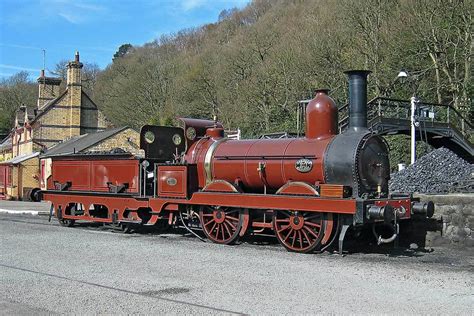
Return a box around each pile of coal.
[389,147,474,194]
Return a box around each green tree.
[113,44,133,61]
[0,72,36,133]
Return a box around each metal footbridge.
[338,97,473,163]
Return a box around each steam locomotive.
[40,70,434,253]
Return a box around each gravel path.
[1,213,473,315]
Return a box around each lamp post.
[397,69,418,165]
[409,95,417,164]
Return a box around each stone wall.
[417,194,473,247]
[33,93,78,144]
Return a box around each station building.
[0,52,140,200]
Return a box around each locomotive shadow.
[340,218,442,257]
[67,218,442,257]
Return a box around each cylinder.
[345,70,371,132]
[305,89,338,139]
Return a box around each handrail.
[338,97,473,140]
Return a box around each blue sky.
[0,0,249,79]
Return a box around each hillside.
[93,0,472,137]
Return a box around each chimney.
[37,69,62,110]
[66,51,83,137]
[67,51,83,87]
[345,70,371,132]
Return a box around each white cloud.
[181,0,249,11]
[0,43,43,51]
[182,0,206,11]
[0,64,41,72]
[58,12,81,24]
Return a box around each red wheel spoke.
[226,215,239,221]
[291,231,297,247]
[224,219,236,230]
[301,228,311,245]
[275,219,291,223]
[304,225,319,238]
[298,231,303,248]
[221,224,226,240]
[204,219,215,227]
[209,222,217,235]
[202,214,214,217]
[215,224,220,239]
[305,221,321,228]
[277,225,290,233]
[223,221,233,237]
[283,228,294,242]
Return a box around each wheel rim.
[199,206,242,244]
[273,211,326,253]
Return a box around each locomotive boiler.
[185,71,390,198]
[40,70,434,254]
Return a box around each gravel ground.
[1,211,473,315]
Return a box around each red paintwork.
[206,127,224,138]
[50,157,139,193]
[149,191,357,214]
[185,138,214,188]
[157,165,188,198]
[276,181,319,195]
[202,180,240,192]
[0,165,11,199]
[210,137,333,192]
[375,199,412,219]
[42,193,149,223]
[305,90,338,139]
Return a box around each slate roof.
[42,127,129,157]
[0,136,12,152]
[0,152,40,165]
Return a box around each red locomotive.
[40,70,434,253]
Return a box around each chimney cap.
[344,70,372,76]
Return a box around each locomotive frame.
[40,70,434,254]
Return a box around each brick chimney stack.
[66,51,83,137]
[67,51,83,87]
[37,69,62,111]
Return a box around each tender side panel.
[52,160,91,191]
[51,158,139,193]
[91,160,139,192]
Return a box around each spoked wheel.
[199,206,242,244]
[58,218,75,227]
[273,211,331,253]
